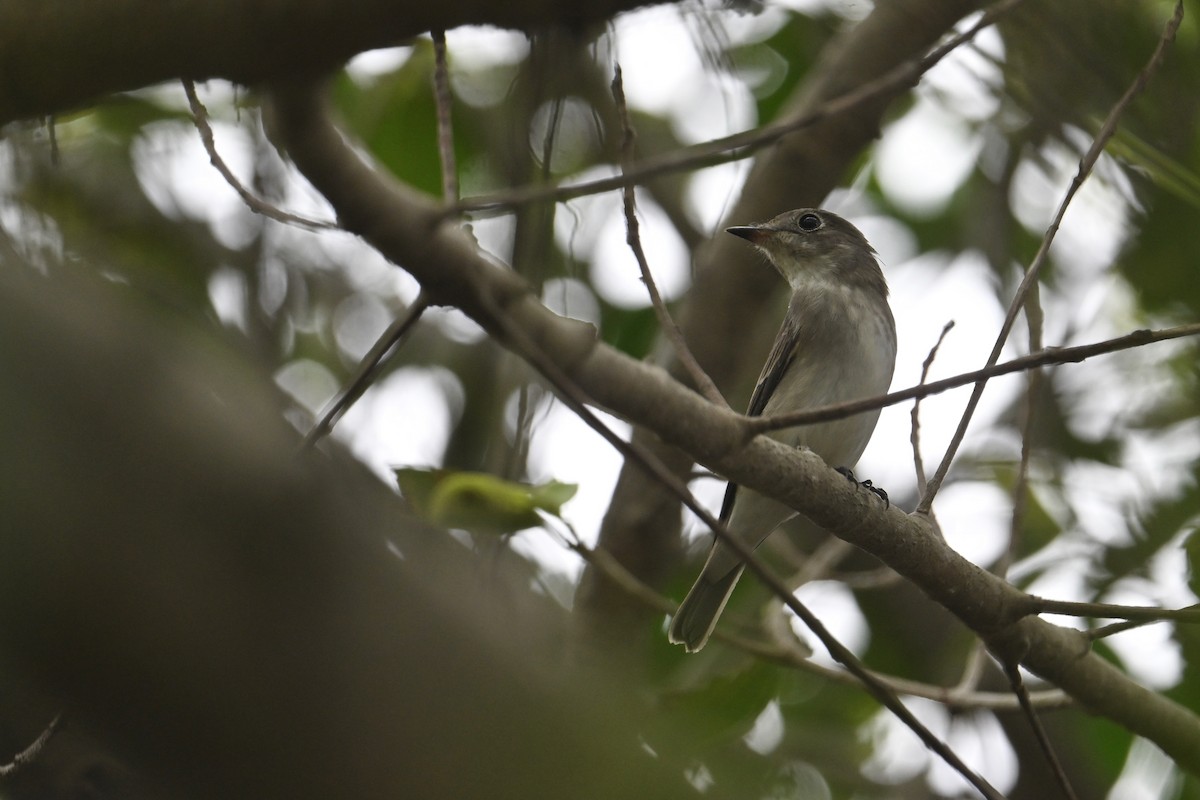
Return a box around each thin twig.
[611,65,727,407]
[304,36,457,451]
[1087,615,1170,641]
[794,535,856,587]
[1002,660,1080,800]
[474,287,1006,800]
[431,31,458,203]
[505,384,539,479]
[540,95,564,176]
[911,321,955,496]
[447,0,1026,219]
[44,115,59,166]
[917,1,1186,514]
[1031,598,1200,624]
[556,536,676,616]
[999,284,1045,578]
[182,80,337,231]
[0,714,63,778]
[799,652,1070,713]
[762,536,856,654]
[747,321,1200,435]
[302,295,430,449]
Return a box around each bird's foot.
[835,467,889,509]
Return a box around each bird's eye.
[798,213,822,231]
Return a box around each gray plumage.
[668,208,897,652]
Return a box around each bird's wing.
[745,312,801,418]
[718,312,802,522]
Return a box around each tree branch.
[265,77,1200,774]
[612,65,726,406]
[184,79,337,231]
[0,714,62,779]
[0,0,656,125]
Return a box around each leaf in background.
[1111,128,1200,211]
[332,41,444,198]
[1120,188,1200,317]
[599,304,659,360]
[395,467,577,535]
[658,661,783,749]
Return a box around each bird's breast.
[761,292,896,467]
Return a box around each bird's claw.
[835,467,889,509]
[861,479,890,509]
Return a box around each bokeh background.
[3,1,1200,798]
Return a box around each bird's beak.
[726,225,767,244]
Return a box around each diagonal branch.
[0,714,62,779]
[1002,659,1080,800]
[184,79,337,231]
[303,294,431,449]
[611,65,726,407]
[265,77,1200,776]
[911,321,955,497]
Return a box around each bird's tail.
[667,565,745,652]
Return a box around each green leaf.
[395,467,577,535]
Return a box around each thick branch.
[266,78,1200,773]
[0,0,655,125]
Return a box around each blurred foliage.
[333,41,471,198]
[395,466,577,534]
[3,1,1200,798]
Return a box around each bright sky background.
[123,5,1197,796]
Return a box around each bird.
[668,208,897,652]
